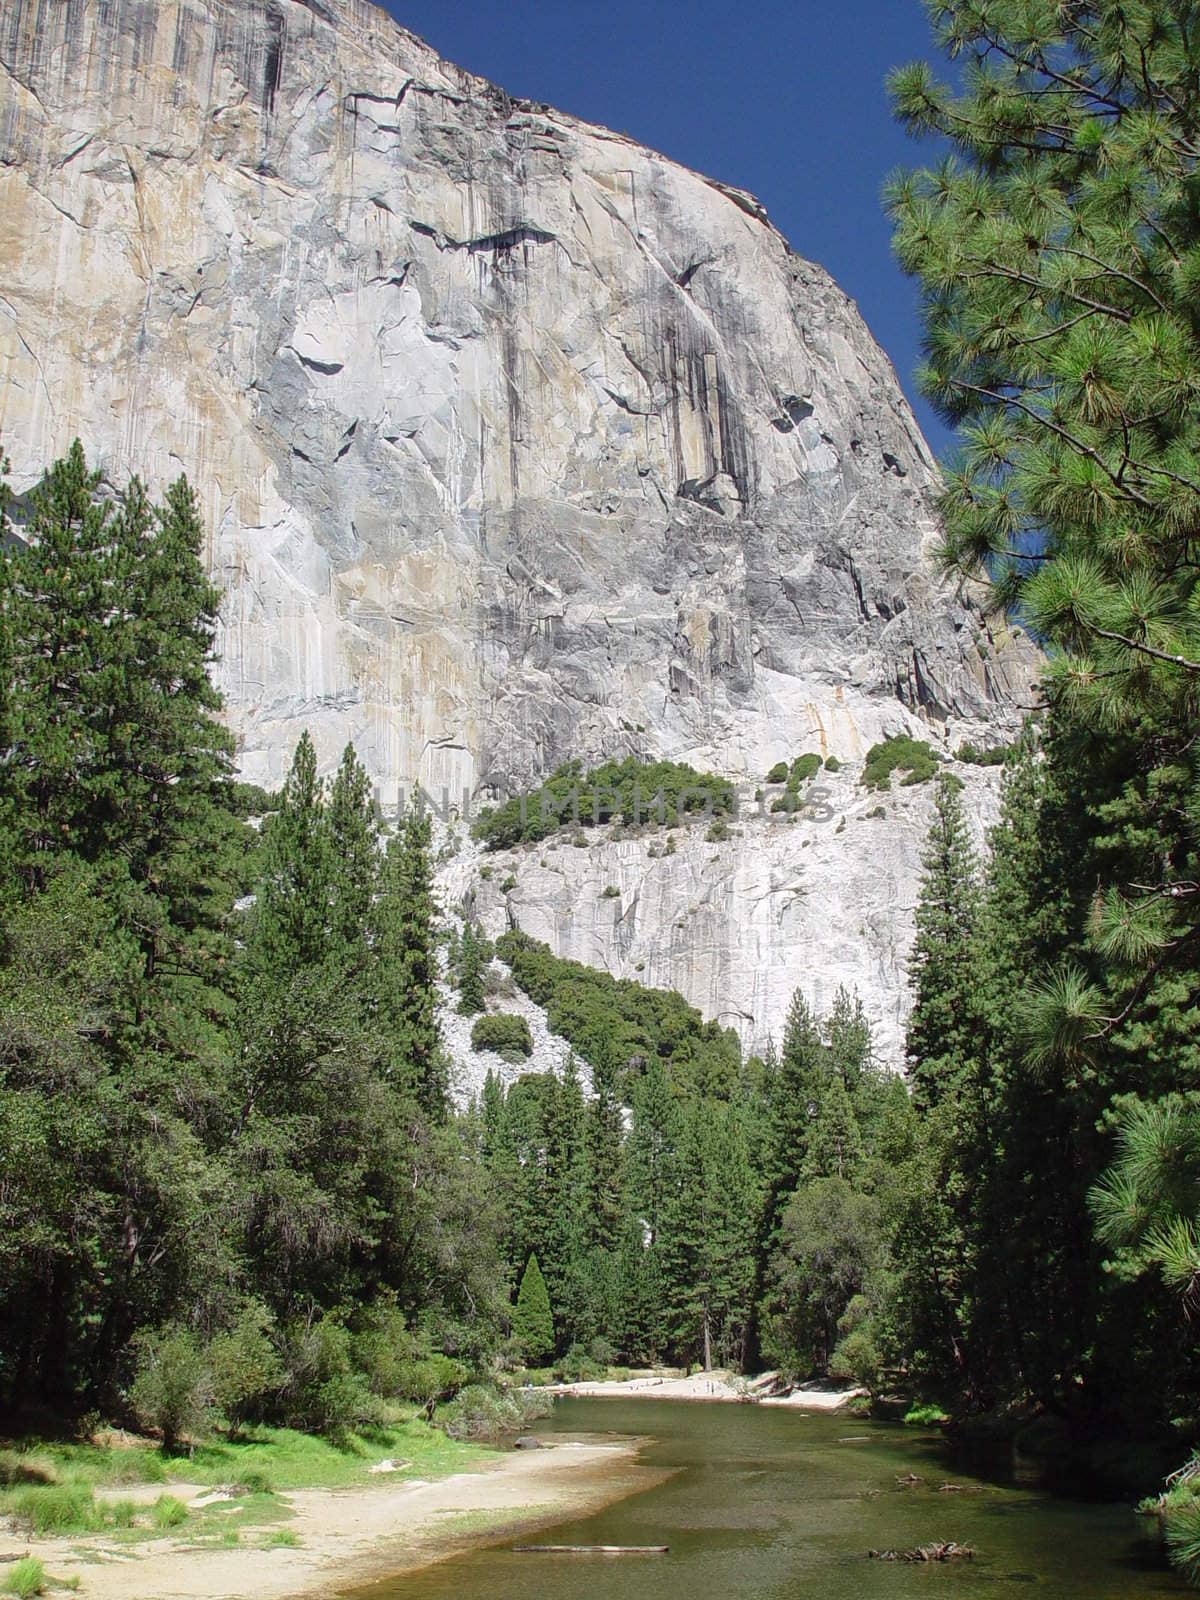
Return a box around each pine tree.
[0,441,117,884]
[906,773,985,1111]
[512,1253,555,1365]
[373,807,444,1115]
[661,1098,757,1370]
[456,922,486,1016]
[326,744,378,959]
[248,732,331,975]
[761,990,825,1224]
[802,1075,864,1183]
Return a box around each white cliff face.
[0,0,1038,1065]
[437,760,1003,1070]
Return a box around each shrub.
[601,884,620,899]
[0,1452,53,1488]
[829,1329,881,1390]
[276,1317,379,1443]
[500,874,517,892]
[553,1346,604,1383]
[766,761,789,784]
[472,757,735,850]
[208,1302,283,1435]
[470,1013,534,1060]
[129,1327,212,1453]
[706,819,731,842]
[861,735,940,790]
[436,1383,554,1442]
[496,930,740,1097]
[956,740,1010,766]
[3,1559,45,1599]
[823,754,841,772]
[790,753,821,785]
[1166,1499,1200,1584]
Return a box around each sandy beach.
[543,1371,863,1410]
[14,1437,660,1600]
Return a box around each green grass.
[903,1403,950,1426]
[259,1528,300,1549]
[3,1558,45,1598]
[150,1494,188,1530]
[158,1416,490,1493]
[1,1413,489,1550]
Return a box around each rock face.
[0,0,1038,1062]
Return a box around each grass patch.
[903,1403,950,1426]
[165,1417,489,1492]
[3,1559,45,1598]
[259,1528,300,1549]
[150,1494,188,1530]
[1,1415,489,1549]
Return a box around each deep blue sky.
[384,0,954,456]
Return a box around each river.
[361,1398,1185,1598]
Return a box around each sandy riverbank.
[15,1437,660,1600]
[543,1371,863,1409]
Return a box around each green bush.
[472,757,735,850]
[956,740,1010,766]
[1166,1498,1200,1583]
[436,1382,553,1442]
[470,1013,534,1060]
[706,819,731,842]
[823,754,841,772]
[276,1318,379,1443]
[601,884,620,899]
[3,1558,45,1599]
[129,1327,212,1453]
[553,1346,604,1383]
[861,736,940,791]
[790,753,821,785]
[208,1303,283,1435]
[766,761,789,784]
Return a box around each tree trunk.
[702,1302,713,1372]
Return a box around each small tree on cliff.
[512,1253,555,1365]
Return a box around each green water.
[361,1398,1185,1598]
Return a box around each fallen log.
[513,1544,669,1555]
[870,1541,975,1562]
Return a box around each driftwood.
[513,1544,669,1555]
[870,1541,975,1563]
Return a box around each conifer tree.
[249,731,331,975]
[906,773,984,1111]
[456,922,486,1016]
[326,743,378,958]
[802,1075,865,1183]
[512,1253,555,1365]
[373,808,444,1115]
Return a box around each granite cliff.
[0,0,1038,1064]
